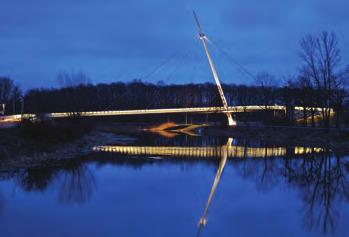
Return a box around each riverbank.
[0,124,134,172]
[1,122,349,172]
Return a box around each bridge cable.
[142,51,184,81]
[144,49,195,109]
[104,51,183,111]
[208,39,258,82]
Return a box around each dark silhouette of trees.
[58,163,96,204]
[235,152,349,235]
[0,77,14,104]
[57,70,91,88]
[299,32,347,127]
[254,71,278,110]
[284,153,349,234]
[333,66,349,127]
[0,77,22,115]
[293,75,317,127]
[15,167,56,192]
[24,79,283,113]
[22,77,349,126]
[279,78,297,124]
[11,161,96,205]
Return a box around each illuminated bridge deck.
[1,105,333,123]
[47,105,330,118]
[93,145,324,159]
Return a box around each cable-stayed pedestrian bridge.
[0,12,335,126]
[0,105,332,122]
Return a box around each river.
[0,131,348,237]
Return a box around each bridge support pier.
[226,113,236,126]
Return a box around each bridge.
[0,105,332,123]
[0,12,334,126]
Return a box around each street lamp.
[0,103,5,116]
[19,96,24,115]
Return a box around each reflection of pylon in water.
[193,11,236,126]
[197,138,233,235]
[198,217,207,227]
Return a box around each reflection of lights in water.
[294,147,323,154]
[199,218,207,226]
[93,145,324,158]
[148,156,164,160]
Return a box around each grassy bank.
[0,120,133,172]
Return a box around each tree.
[280,76,297,124]
[333,65,349,127]
[57,70,91,88]
[299,32,343,127]
[255,71,278,109]
[293,74,316,127]
[56,71,92,114]
[0,77,14,104]
[0,77,22,115]
[12,85,22,114]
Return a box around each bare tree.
[294,74,316,127]
[0,77,22,115]
[332,65,349,127]
[56,70,92,115]
[0,77,14,104]
[57,70,91,88]
[255,71,278,110]
[299,32,342,127]
[11,85,22,114]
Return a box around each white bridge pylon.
[193,11,236,126]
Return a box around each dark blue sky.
[1,0,348,90]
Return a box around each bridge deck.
[0,105,333,122]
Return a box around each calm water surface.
[0,133,348,237]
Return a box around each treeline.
[24,81,282,112]
[22,79,348,125]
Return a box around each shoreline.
[0,122,348,172]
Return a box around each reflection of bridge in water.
[92,144,324,159]
[93,140,326,235]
